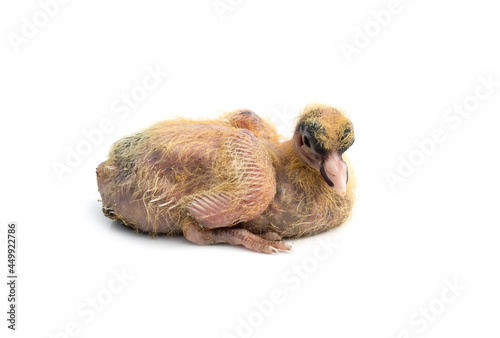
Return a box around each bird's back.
[97,120,276,235]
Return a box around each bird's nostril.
[303,136,311,148]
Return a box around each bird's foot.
[261,231,282,241]
[183,221,292,254]
[217,228,292,254]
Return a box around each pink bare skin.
[97,108,354,254]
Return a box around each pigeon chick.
[96,103,355,254]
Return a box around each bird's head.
[293,104,355,196]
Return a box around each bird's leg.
[182,219,292,254]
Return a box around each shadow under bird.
[96,103,356,254]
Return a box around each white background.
[1,0,500,337]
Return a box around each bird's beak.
[320,152,348,196]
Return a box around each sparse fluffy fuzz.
[96,104,355,252]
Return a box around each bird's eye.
[303,135,311,148]
[340,127,351,141]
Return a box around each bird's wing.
[186,128,276,229]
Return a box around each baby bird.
[96,103,355,254]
